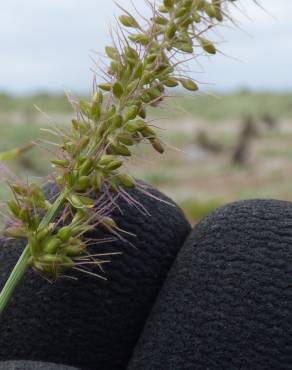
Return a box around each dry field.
[1,92,292,224]
[129,116,292,223]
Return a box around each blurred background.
[0,0,291,224]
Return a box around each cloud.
[0,0,291,93]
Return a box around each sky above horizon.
[0,0,291,94]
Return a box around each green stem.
[0,245,30,314]
[0,191,66,315]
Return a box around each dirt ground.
[129,117,292,223]
[1,92,292,224]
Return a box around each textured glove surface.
[129,199,292,370]
[0,183,191,370]
[0,361,80,370]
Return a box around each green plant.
[0,0,244,313]
[0,144,35,161]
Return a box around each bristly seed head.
[2,0,239,280]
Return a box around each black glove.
[129,199,292,370]
[0,182,191,370]
[0,361,79,370]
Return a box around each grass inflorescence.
[0,0,241,313]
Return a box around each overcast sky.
[0,0,291,94]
